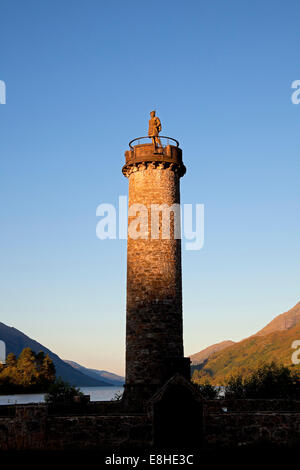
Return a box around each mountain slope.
[64,360,124,385]
[0,322,111,387]
[192,301,300,384]
[190,340,235,365]
[193,321,300,384]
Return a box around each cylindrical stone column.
[122,142,189,405]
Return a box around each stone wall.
[204,412,300,448]
[0,400,299,450]
[0,404,151,451]
[203,399,300,448]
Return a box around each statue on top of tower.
[148,110,162,149]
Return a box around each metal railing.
[129,136,179,150]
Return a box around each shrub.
[45,378,83,404]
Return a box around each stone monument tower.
[122,112,190,408]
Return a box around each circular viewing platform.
[123,136,186,177]
[129,136,179,150]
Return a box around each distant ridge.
[255,302,300,336]
[0,322,113,387]
[64,360,124,385]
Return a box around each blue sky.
[1,0,299,375]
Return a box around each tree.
[0,348,56,394]
[17,347,38,388]
[194,381,218,399]
[225,362,300,399]
[6,353,17,368]
[40,354,56,386]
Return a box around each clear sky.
[1,0,299,375]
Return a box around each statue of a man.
[148,110,162,148]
